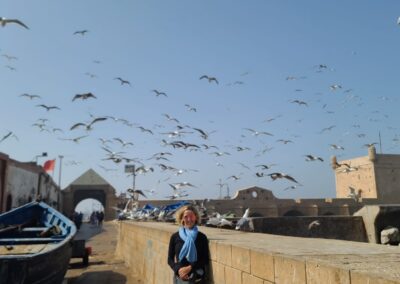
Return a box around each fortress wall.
[116,221,400,284]
[251,216,368,242]
[373,154,400,202]
[335,156,377,199]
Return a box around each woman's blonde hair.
[175,205,201,226]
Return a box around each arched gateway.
[62,169,118,221]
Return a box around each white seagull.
[0,17,29,29]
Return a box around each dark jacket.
[167,229,209,277]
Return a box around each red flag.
[43,159,56,172]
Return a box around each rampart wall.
[116,221,400,284]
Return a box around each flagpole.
[58,155,63,188]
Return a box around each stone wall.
[251,216,368,242]
[116,221,400,284]
[0,153,60,212]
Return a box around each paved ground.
[63,221,138,284]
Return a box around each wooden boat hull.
[0,202,77,284]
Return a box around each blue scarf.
[178,226,198,263]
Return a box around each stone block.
[350,271,399,284]
[306,261,350,284]
[274,255,306,284]
[209,240,217,261]
[217,242,232,266]
[210,260,225,284]
[231,245,251,273]
[225,266,243,284]
[242,272,264,284]
[250,249,274,281]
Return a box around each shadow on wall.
[374,207,400,244]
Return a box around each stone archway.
[62,169,118,221]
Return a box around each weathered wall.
[116,221,400,284]
[374,154,400,202]
[335,156,377,199]
[335,146,400,203]
[251,216,368,242]
[6,165,38,208]
[137,187,374,218]
[0,152,61,213]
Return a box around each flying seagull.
[305,155,324,162]
[268,172,300,184]
[330,144,344,150]
[151,90,167,97]
[36,104,60,111]
[308,220,321,230]
[199,75,219,84]
[114,77,131,86]
[73,30,88,35]
[19,93,41,100]
[244,128,273,136]
[2,54,18,60]
[72,93,97,101]
[59,135,88,143]
[235,208,254,231]
[127,188,147,200]
[291,100,308,106]
[0,131,14,143]
[0,17,29,29]
[70,117,107,131]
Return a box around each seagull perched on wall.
[199,75,219,84]
[0,17,29,29]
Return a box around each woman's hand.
[178,265,192,280]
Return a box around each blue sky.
[1,1,400,209]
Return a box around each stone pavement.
[64,221,140,284]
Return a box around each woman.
[168,205,209,283]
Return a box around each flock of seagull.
[1,14,400,203]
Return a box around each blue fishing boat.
[0,201,77,284]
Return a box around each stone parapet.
[116,221,400,284]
